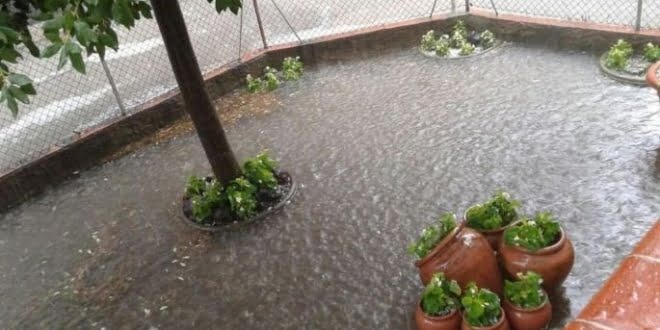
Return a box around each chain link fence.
[0,0,657,174]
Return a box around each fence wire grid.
[0,0,657,173]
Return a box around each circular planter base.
[179,175,297,232]
[419,40,503,60]
[599,52,649,86]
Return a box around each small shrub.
[243,151,278,190]
[421,273,462,316]
[421,30,437,51]
[504,271,546,309]
[282,56,304,81]
[503,211,561,251]
[225,177,258,219]
[606,39,633,70]
[263,66,280,91]
[450,30,466,48]
[407,213,457,259]
[435,37,450,57]
[452,20,468,39]
[466,191,520,230]
[246,74,264,93]
[461,282,502,327]
[459,41,475,56]
[643,43,660,62]
[480,30,495,48]
[186,177,225,223]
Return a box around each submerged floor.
[1,43,659,329]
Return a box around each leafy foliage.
[434,37,450,57]
[420,273,462,316]
[246,74,263,93]
[503,211,561,251]
[504,271,546,309]
[461,282,502,327]
[0,0,242,116]
[459,41,475,56]
[185,176,225,223]
[282,56,304,81]
[263,66,280,90]
[452,20,468,39]
[450,30,466,49]
[466,191,520,231]
[606,39,633,70]
[225,177,258,219]
[480,30,495,48]
[421,30,437,52]
[643,43,660,62]
[407,213,457,259]
[242,151,278,190]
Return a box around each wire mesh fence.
[0,0,657,174]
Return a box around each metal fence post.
[238,6,244,59]
[489,0,499,17]
[465,0,470,13]
[430,0,439,18]
[451,0,456,13]
[253,0,268,49]
[635,0,643,31]
[100,57,127,116]
[270,0,302,44]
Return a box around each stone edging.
[598,52,648,86]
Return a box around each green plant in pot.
[409,213,504,295]
[499,212,574,291]
[465,191,520,249]
[414,273,463,330]
[503,271,552,330]
[460,282,509,330]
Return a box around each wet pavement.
[1,43,659,329]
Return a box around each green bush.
[504,271,546,309]
[263,66,280,91]
[459,41,475,56]
[480,30,495,48]
[246,74,264,93]
[421,273,462,316]
[185,177,225,223]
[643,43,660,62]
[461,282,502,327]
[606,39,633,70]
[435,37,450,57]
[225,177,258,219]
[503,211,561,251]
[466,191,520,231]
[282,56,304,81]
[407,213,457,259]
[421,30,438,52]
[242,151,278,190]
[452,20,468,39]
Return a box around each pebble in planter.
[465,192,521,250]
[461,282,510,330]
[503,272,552,330]
[181,151,295,231]
[408,213,503,295]
[419,20,498,59]
[415,273,463,330]
[498,212,574,291]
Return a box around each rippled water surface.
[1,43,659,329]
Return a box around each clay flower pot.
[415,222,503,295]
[460,307,510,330]
[498,228,574,291]
[464,207,517,251]
[415,302,462,330]
[502,291,552,330]
[646,61,660,94]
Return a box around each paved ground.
[0,42,658,329]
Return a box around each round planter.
[461,307,510,330]
[646,61,660,93]
[415,302,462,330]
[502,291,552,330]
[415,222,503,295]
[599,52,648,86]
[419,40,503,60]
[498,227,574,291]
[179,173,297,232]
[464,206,518,251]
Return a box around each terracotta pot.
[645,61,660,93]
[498,228,574,291]
[460,307,510,330]
[415,302,461,330]
[415,223,503,295]
[502,291,552,330]
[464,206,517,251]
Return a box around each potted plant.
[181,151,296,231]
[414,273,463,330]
[461,282,510,330]
[465,191,521,250]
[503,272,552,330]
[499,212,574,290]
[408,213,503,295]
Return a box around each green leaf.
[96,43,106,59]
[43,17,64,32]
[8,74,32,87]
[112,0,135,28]
[63,11,75,31]
[20,84,37,95]
[0,86,7,102]
[69,51,86,74]
[41,43,62,58]
[0,48,22,63]
[57,45,68,70]
[6,93,18,117]
[137,1,153,18]
[21,32,41,58]
[0,27,19,41]
[84,0,99,5]
[8,85,29,104]
[74,21,97,46]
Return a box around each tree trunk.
[150,0,241,184]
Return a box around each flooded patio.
[1,43,659,329]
